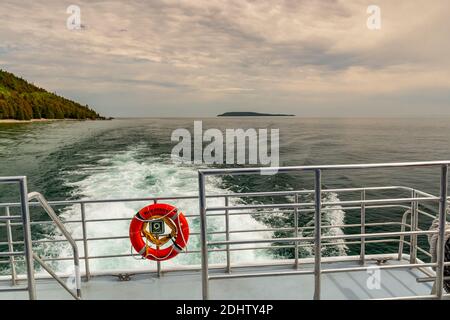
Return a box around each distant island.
[218,112,295,117]
[0,69,103,120]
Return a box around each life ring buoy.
[129,203,189,261]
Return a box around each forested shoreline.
[0,70,102,120]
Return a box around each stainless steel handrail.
[0,180,437,286]
[198,160,450,175]
[0,185,425,209]
[27,192,81,300]
[198,161,450,300]
[0,186,438,282]
[1,163,447,300]
[0,177,36,299]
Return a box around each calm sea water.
[1,118,449,273]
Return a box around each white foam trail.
[35,144,348,275]
[46,144,272,274]
[322,192,348,256]
[303,192,348,256]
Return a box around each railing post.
[225,196,231,273]
[436,165,448,299]
[360,190,366,265]
[313,169,322,300]
[5,206,17,286]
[154,199,162,278]
[410,190,418,264]
[80,203,90,281]
[397,210,410,261]
[156,245,162,277]
[198,172,209,300]
[294,193,299,269]
[19,177,36,300]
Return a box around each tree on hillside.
[0,70,102,120]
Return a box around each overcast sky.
[0,0,449,117]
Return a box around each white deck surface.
[0,258,436,300]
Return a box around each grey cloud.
[0,0,448,117]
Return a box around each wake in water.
[245,191,348,259]
[32,143,347,275]
[303,192,348,257]
[40,144,273,274]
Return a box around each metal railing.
[0,185,429,279]
[198,161,450,300]
[0,179,81,299]
[0,177,35,299]
[1,161,449,300]
[27,192,81,300]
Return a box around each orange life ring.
[129,203,189,261]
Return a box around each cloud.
[0,0,449,116]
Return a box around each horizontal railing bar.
[264,238,402,249]
[321,262,440,274]
[208,186,414,198]
[0,221,409,246]
[0,240,24,245]
[2,204,420,232]
[322,230,436,241]
[0,286,28,292]
[0,176,26,184]
[4,239,404,261]
[0,251,24,257]
[0,238,420,260]
[5,205,411,229]
[416,276,450,283]
[209,269,313,280]
[199,161,450,176]
[209,261,442,281]
[2,254,411,281]
[0,216,22,221]
[205,186,415,199]
[247,203,414,215]
[0,239,405,266]
[208,230,437,246]
[6,204,413,227]
[376,295,438,300]
[0,196,198,208]
[4,232,400,249]
[0,186,431,209]
[206,197,440,212]
[4,204,416,225]
[9,252,439,283]
[207,204,414,215]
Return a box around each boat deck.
[0,258,436,300]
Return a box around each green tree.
[0,69,102,120]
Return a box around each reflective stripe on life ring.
[129,203,189,261]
